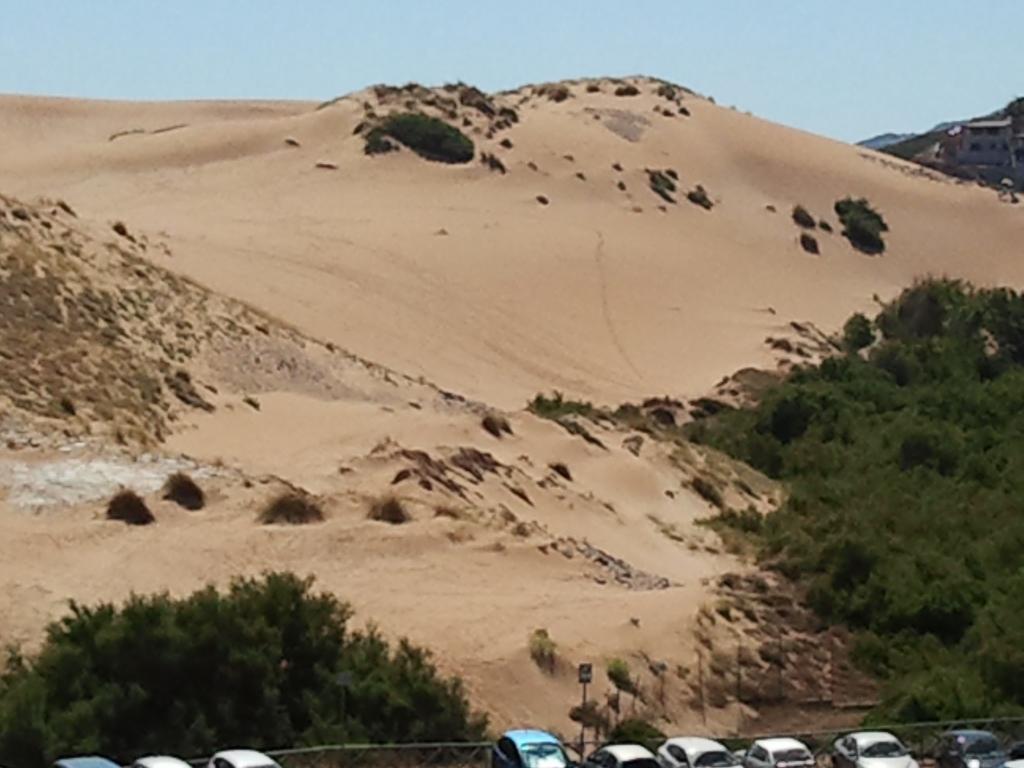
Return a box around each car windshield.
[696,752,740,768]
[622,760,660,768]
[862,742,906,758]
[522,745,571,768]
[964,738,1001,756]
[775,750,812,765]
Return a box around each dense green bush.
[608,718,665,747]
[689,279,1024,720]
[835,197,889,254]
[0,573,485,767]
[367,113,474,164]
[842,312,875,351]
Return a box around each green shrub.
[647,170,677,203]
[799,233,819,254]
[614,83,640,97]
[528,629,557,673]
[363,128,398,155]
[792,205,816,229]
[606,658,636,694]
[0,574,486,766]
[528,391,600,420]
[843,313,875,351]
[609,718,665,746]
[835,197,889,254]
[368,113,474,164]
[687,185,713,210]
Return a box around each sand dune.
[0,75,1020,735]
[1,77,1020,408]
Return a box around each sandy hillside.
[0,77,1021,408]
[0,192,804,737]
[0,75,1019,737]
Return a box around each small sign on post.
[578,663,593,685]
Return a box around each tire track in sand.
[594,231,643,383]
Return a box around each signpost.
[577,663,592,758]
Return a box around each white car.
[207,751,282,768]
[659,738,741,768]
[133,758,193,768]
[833,732,918,768]
[587,745,662,768]
[742,739,815,768]
[1006,743,1024,768]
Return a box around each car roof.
[55,757,122,768]
[601,745,657,762]
[134,757,193,768]
[850,733,901,747]
[755,739,810,754]
[505,730,562,749]
[945,731,999,742]
[210,751,279,768]
[663,738,730,756]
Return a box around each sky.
[0,0,1020,143]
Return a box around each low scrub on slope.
[0,573,486,767]
[366,113,474,164]
[688,279,1024,721]
[835,197,888,254]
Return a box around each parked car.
[133,757,193,768]
[742,738,815,768]
[658,737,741,768]
[586,745,661,768]
[833,732,917,768]
[54,757,121,768]
[207,750,282,768]
[493,730,575,768]
[936,731,1008,768]
[1005,743,1024,768]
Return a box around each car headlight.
[968,760,980,768]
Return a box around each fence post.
[698,650,707,728]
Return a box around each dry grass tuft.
[162,472,205,511]
[481,412,513,438]
[106,489,155,526]
[368,495,411,525]
[259,491,324,525]
[549,462,572,481]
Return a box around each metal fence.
[190,718,1024,768]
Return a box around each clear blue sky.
[1,0,1020,142]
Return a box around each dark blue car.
[936,731,1007,768]
[493,730,574,768]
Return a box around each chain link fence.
[178,718,1024,768]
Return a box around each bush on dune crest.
[688,278,1024,721]
[366,113,475,164]
[0,573,486,767]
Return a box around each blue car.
[493,730,575,768]
[54,758,121,768]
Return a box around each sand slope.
[1,77,1021,408]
